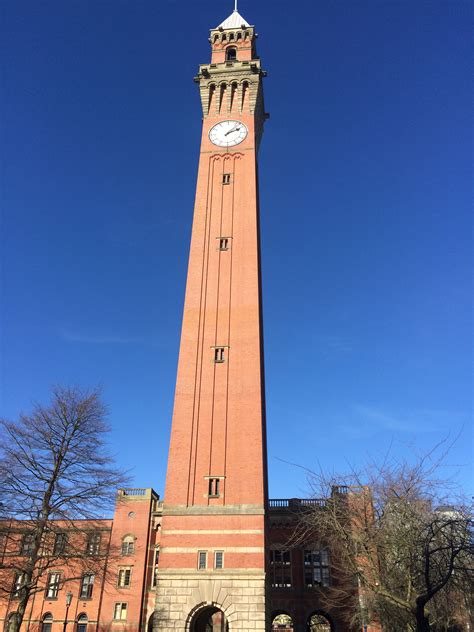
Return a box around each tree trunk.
[415,601,430,632]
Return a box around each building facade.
[0,489,352,632]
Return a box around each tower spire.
[234,0,238,11]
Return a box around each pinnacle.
[217,10,250,30]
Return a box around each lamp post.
[63,591,73,632]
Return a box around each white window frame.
[198,551,207,570]
[214,551,224,569]
[113,602,127,620]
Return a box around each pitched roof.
[217,10,250,29]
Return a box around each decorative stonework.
[153,573,266,631]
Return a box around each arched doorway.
[308,613,332,632]
[147,612,155,632]
[77,614,88,632]
[272,612,294,630]
[190,606,228,632]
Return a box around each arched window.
[147,612,155,632]
[42,613,53,632]
[121,535,135,556]
[77,614,88,632]
[308,613,332,632]
[272,613,293,630]
[226,47,237,61]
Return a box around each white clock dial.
[209,120,248,147]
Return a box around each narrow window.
[121,535,135,556]
[86,532,101,555]
[41,614,53,632]
[222,173,231,184]
[11,573,25,599]
[79,574,94,599]
[226,47,237,61]
[208,478,220,497]
[215,551,224,569]
[219,238,229,251]
[77,614,88,632]
[198,551,207,570]
[53,532,67,556]
[45,572,61,599]
[20,533,35,556]
[152,547,160,587]
[214,347,225,363]
[118,568,132,587]
[114,603,128,620]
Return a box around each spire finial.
[234,0,238,11]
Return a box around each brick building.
[0,488,359,632]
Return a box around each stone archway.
[307,612,333,632]
[189,605,228,632]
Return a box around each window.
[208,478,220,497]
[42,614,53,632]
[270,549,292,588]
[219,237,229,251]
[222,173,231,184]
[21,533,35,556]
[86,532,101,555]
[226,47,237,61]
[152,547,160,587]
[114,603,127,620]
[45,572,60,599]
[215,551,224,569]
[198,551,207,570]
[79,574,94,599]
[121,535,135,556]
[304,549,330,587]
[214,347,225,363]
[11,573,25,599]
[118,568,132,587]
[53,532,67,556]
[77,614,88,632]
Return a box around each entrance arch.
[272,612,294,630]
[307,612,333,632]
[147,612,155,632]
[189,605,228,632]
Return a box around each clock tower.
[154,6,269,632]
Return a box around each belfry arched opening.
[190,606,228,632]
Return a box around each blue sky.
[1,0,472,500]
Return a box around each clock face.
[209,120,248,147]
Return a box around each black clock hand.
[225,126,241,136]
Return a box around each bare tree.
[293,448,473,632]
[0,386,128,632]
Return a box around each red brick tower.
[155,7,268,632]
